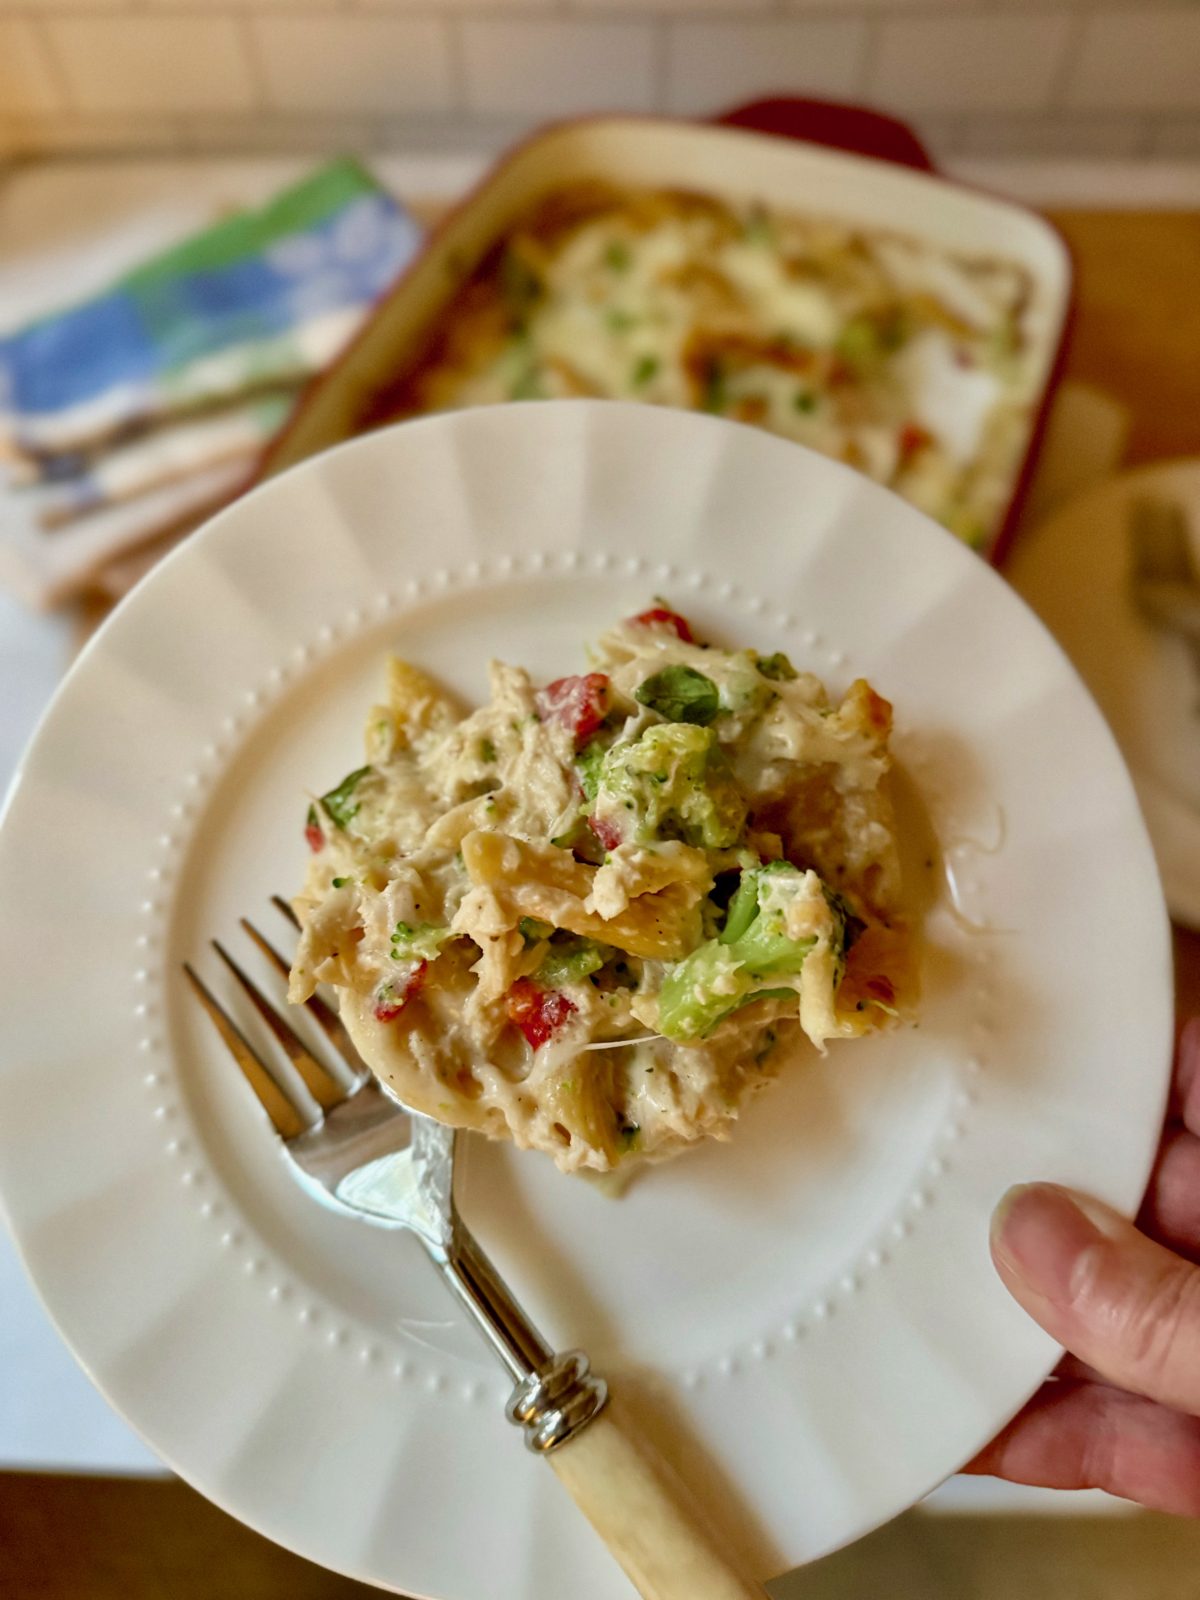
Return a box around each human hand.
[966,1017,1200,1514]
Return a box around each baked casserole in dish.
[262,111,1072,560]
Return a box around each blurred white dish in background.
[1008,458,1200,929]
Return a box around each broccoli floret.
[319,765,374,831]
[756,651,797,682]
[390,921,452,962]
[592,723,746,850]
[657,863,843,1041]
[575,736,608,803]
[634,665,719,725]
[718,861,818,972]
[538,938,607,987]
[716,652,779,722]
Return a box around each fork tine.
[271,893,301,931]
[183,963,308,1139]
[240,916,362,1074]
[238,918,292,982]
[211,939,344,1111]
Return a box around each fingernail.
[991,1183,1124,1298]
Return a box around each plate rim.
[0,402,1174,1593]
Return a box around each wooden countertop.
[1040,212,1200,1018]
[1043,211,1200,471]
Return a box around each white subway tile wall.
[45,17,257,114]
[0,1,1195,161]
[0,19,59,116]
[1153,116,1200,159]
[958,112,1149,161]
[252,16,454,113]
[868,14,1075,114]
[665,19,869,116]
[460,19,657,116]
[1065,8,1200,111]
[568,0,776,13]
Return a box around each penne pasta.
[289,609,914,1174]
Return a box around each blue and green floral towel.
[0,158,419,466]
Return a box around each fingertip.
[989,1182,1034,1254]
[992,1180,1200,1416]
[989,1183,1129,1315]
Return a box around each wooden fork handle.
[445,1234,765,1595]
[548,1399,770,1600]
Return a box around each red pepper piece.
[305,805,324,853]
[536,673,612,745]
[373,959,428,1022]
[898,423,932,466]
[629,606,694,643]
[590,814,622,853]
[506,977,577,1050]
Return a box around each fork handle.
[441,1231,766,1595]
[547,1397,770,1600]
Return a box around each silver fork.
[1129,495,1200,702]
[185,901,767,1600]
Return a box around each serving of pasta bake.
[289,606,912,1173]
[369,182,1039,551]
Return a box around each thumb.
[991,1182,1200,1417]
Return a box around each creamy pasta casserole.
[289,607,913,1173]
[369,183,1039,550]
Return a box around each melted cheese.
[289,618,912,1174]
[393,185,1039,551]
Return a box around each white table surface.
[0,597,134,1470]
[0,151,1151,1512]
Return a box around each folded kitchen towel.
[1,459,250,610]
[0,157,420,465]
[29,392,297,530]
[0,158,422,607]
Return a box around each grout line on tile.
[857,14,882,103]
[650,14,668,115]
[1047,9,1086,110]
[27,13,76,115]
[236,11,271,110]
[445,14,468,115]
[1131,113,1155,161]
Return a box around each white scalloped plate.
[0,403,1172,1597]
